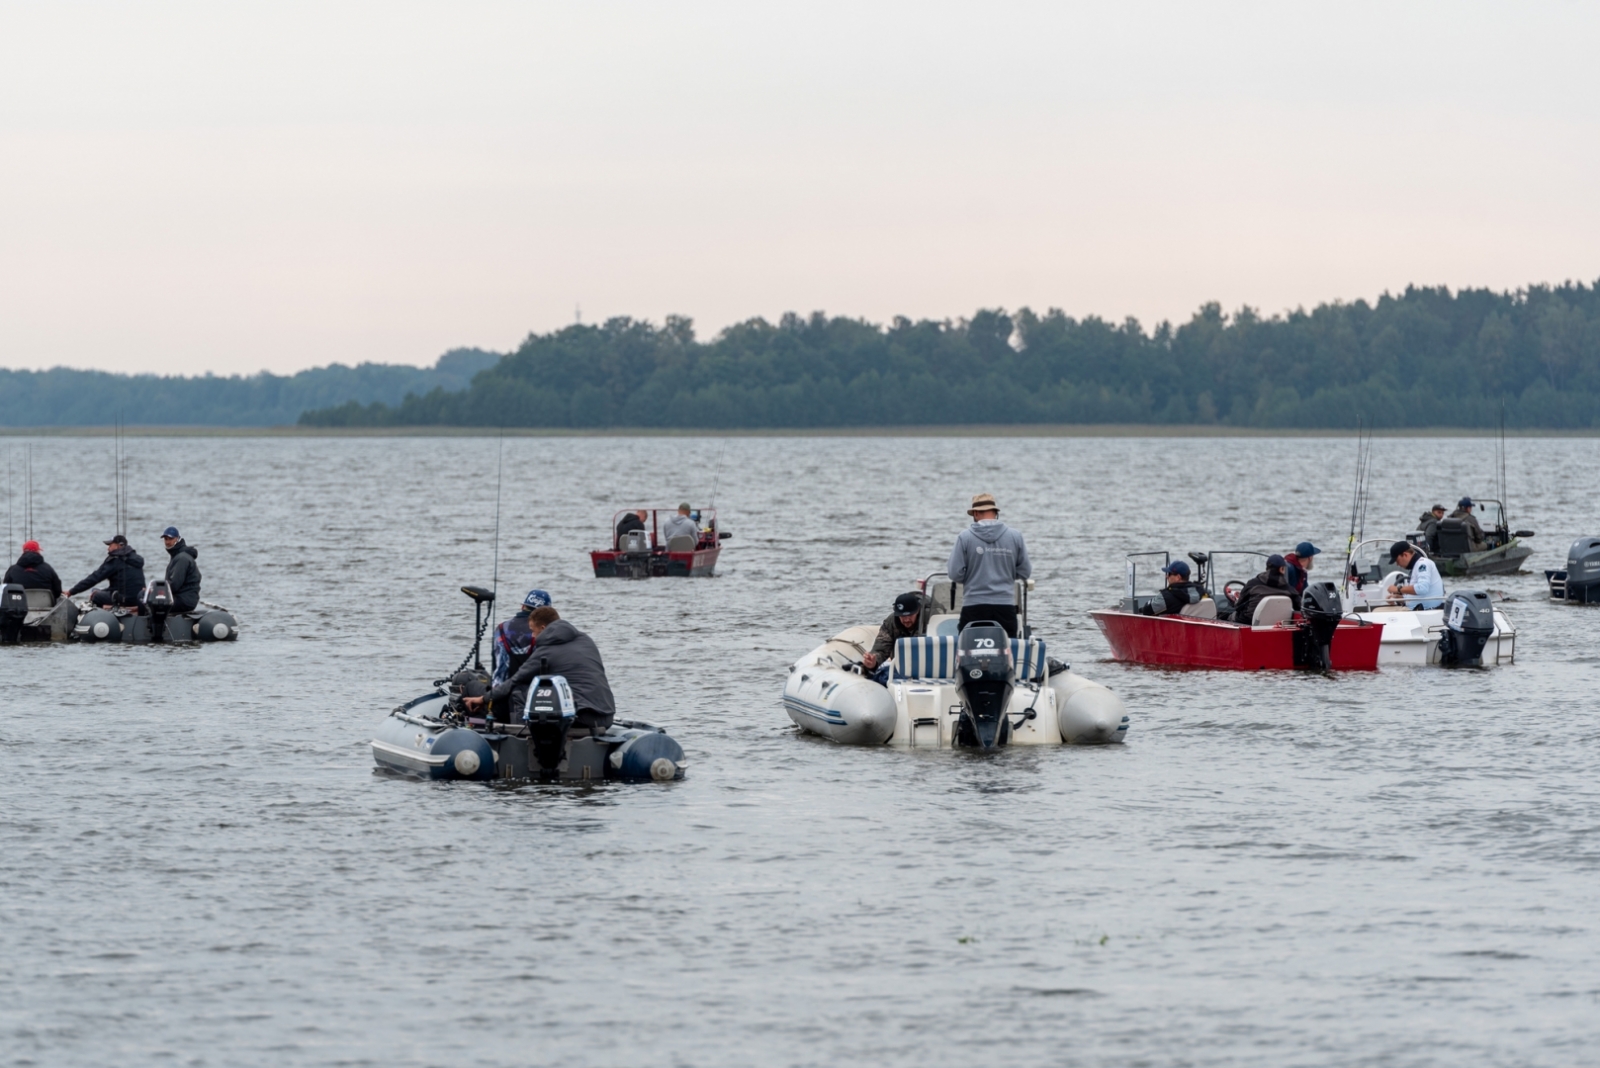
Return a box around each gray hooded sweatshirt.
[947,520,1032,606]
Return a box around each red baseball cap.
[22,540,39,552]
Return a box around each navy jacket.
[68,546,147,603]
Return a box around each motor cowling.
[954,622,1014,749]
[1437,590,1495,667]
[0,583,26,643]
[1295,581,1343,670]
[523,674,577,777]
[142,579,175,641]
[1564,538,1600,603]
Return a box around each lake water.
[2,433,1598,1067]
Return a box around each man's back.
[947,521,1031,605]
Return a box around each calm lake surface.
[2,433,1598,1067]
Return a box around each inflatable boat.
[372,586,686,783]
[63,579,239,644]
[783,574,1128,748]
[1342,540,1515,667]
[1090,550,1381,671]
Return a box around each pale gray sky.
[1,0,1596,375]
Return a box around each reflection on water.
[2,433,1599,1066]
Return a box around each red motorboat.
[1089,550,1382,670]
[590,507,726,578]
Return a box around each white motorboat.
[1341,539,1515,667]
[783,574,1128,748]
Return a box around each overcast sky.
[1,0,1596,375]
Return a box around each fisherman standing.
[1387,541,1445,610]
[947,493,1031,637]
[160,527,202,613]
[5,540,62,602]
[66,534,147,608]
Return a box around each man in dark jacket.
[1283,542,1320,594]
[1138,560,1203,615]
[67,534,147,608]
[861,591,925,681]
[1449,497,1488,551]
[1231,554,1302,624]
[467,608,615,734]
[615,509,648,548]
[491,588,551,688]
[5,540,63,600]
[160,527,202,612]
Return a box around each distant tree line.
[0,349,499,427]
[299,283,1600,430]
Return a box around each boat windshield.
[1473,499,1506,530]
[1202,551,1270,595]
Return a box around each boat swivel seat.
[1250,595,1294,627]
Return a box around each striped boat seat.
[890,636,1048,682]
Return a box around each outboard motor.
[615,529,653,580]
[522,672,577,780]
[142,579,175,642]
[1563,538,1600,604]
[1437,590,1496,667]
[0,583,26,644]
[1295,582,1343,671]
[953,622,1014,750]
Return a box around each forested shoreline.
[300,283,1600,430]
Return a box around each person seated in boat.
[1230,555,1302,624]
[465,607,616,735]
[948,492,1031,637]
[1138,560,1203,616]
[5,540,62,602]
[65,533,147,609]
[860,591,925,683]
[661,503,700,547]
[1415,505,1446,552]
[1386,541,1445,610]
[160,527,202,613]
[615,509,648,549]
[1283,542,1320,594]
[1448,498,1488,552]
[490,588,551,689]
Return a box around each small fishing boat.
[1342,539,1515,666]
[371,586,686,782]
[1408,498,1534,577]
[0,586,77,643]
[1545,537,1600,603]
[590,507,728,578]
[64,579,239,644]
[1089,551,1381,671]
[783,573,1129,748]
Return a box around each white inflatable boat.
[1341,539,1515,667]
[783,575,1128,748]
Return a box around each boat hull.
[1357,607,1516,666]
[1434,539,1533,577]
[590,546,720,578]
[1089,610,1382,670]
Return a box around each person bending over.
[860,591,925,683]
[1387,541,1444,610]
[466,607,615,735]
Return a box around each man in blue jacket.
[947,492,1031,637]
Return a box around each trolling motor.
[1294,582,1343,671]
[460,585,495,671]
[1437,590,1496,667]
[523,667,577,780]
[0,583,26,644]
[954,622,1015,750]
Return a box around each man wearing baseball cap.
[1387,541,1444,610]
[947,493,1031,637]
[66,533,147,608]
[1283,541,1320,595]
[491,588,552,689]
[1448,497,1488,552]
[1230,553,1301,625]
[861,591,926,682]
[1138,560,1203,616]
[160,527,202,613]
[5,539,63,602]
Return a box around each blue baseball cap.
[522,588,552,610]
[1458,497,1473,508]
[1294,542,1319,557]
[161,526,180,539]
[1162,560,1190,578]
[1266,554,1287,569]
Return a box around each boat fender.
[430,728,497,780]
[609,731,685,781]
[74,608,123,643]
[195,609,238,641]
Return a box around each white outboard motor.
[1563,538,1600,603]
[0,583,27,643]
[954,622,1015,749]
[1438,590,1495,667]
[522,672,578,779]
[1296,582,1343,671]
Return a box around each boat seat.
[1009,637,1048,681]
[24,589,54,611]
[665,534,697,553]
[890,636,1046,682]
[1436,520,1471,556]
[1251,595,1294,627]
[1179,598,1217,619]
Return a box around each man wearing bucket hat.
[491,588,552,689]
[946,493,1031,637]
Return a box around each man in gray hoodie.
[947,492,1031,637]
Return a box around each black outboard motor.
[0,583,26,644]
[1294,582,1343,671]
[954,622,1014,750]
[1562,538,1600,603]
[614,529,653,580]
[522,671,577,780]
[142,579,175,642]
[1437,590,1496,667]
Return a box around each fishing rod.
[25,443,33,542]
[1346,416,1372,555]
[491,429,504,605]
[709,440,727,510]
